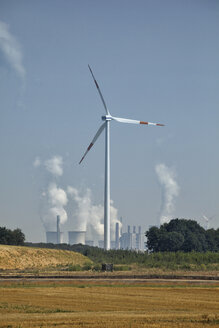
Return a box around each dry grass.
[0,280,218,327]
[0,245,91,271]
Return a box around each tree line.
[1,218,218,254]
[146,218,219,252]
[1,219,218,271]
[0,227,25,246]
[25,241,219,271]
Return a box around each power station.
[45,216,145,251]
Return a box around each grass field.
[0,280,218,328]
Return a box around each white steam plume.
[67,187,91,231]
[42,183,68,231]
[44,156,63,177]
[67,186,120,244]
[34,155,67,231]
[155,163,179,225]
[34,155,120,242]
[0,21,25,80]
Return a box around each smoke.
[34,155,68,231]
[0,20,25,80]
[34,155,120,242]
[42,183,68,230]
[67,186,120,243]
[155,163,179,225]
[44,156,63,177]
[33,155,63,176]
[67,187,91,231]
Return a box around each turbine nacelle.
[102,115,112,121]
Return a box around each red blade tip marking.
[140,121,149,125]
[88,143,93,151]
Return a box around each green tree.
[158,231,184,252]
[146,219,209,252]
[146,226,162,252]
[0,227,25,245]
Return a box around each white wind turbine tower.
[79,65,164,250]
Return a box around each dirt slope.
[0,245,91,270]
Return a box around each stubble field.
[0,279,218,328]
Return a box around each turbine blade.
[79,122,106,164]
[202,214,208,222]
[111,116,165,126]
[88,65,109,115]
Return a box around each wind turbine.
[202,214,215,230]
[79,65,164,250]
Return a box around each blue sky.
[0,0,218,242]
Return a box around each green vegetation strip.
[0,281,218,289]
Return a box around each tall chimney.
[120,217,123,235]
[115,222,119,250]
[57,215,60,244]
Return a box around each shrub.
[67,264,82,271]
[82,262,92,271]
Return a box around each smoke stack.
[120,217,123,235]
[128,225,130,234]
[57,215,60,244]
[133,226,136,234]
[115,222,119,250]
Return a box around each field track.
[0,273,219,281]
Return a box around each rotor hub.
[102,115,112,121]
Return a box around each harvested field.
[0,280,218,328]
[0,245,91,271]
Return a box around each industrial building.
[96,224,145,251]
[120,225,145,251]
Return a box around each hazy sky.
[0,0,218,242]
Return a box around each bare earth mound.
[0,245,91,270]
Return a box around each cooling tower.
[46,231,64,244]
[68,231,86,245]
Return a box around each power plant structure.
[115,222,120,250]
[95,224,145,251]
[46,215,64,244]
[45,215,145,251]
[68,231,86,245]
[120,225,145,251]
